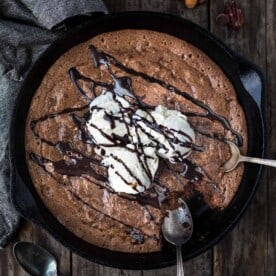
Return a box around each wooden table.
[1,1,275,275]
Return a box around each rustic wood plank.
[210,0,266,62]
[105,0,208,26]
[266,1,276,276]
[143,250,212,276]
[210,1,268,275]
[71,254,142,276]
[0,222,71,276]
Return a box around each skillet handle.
[235,56,265,109]
[11,172,44,226]
[235,56,267,160]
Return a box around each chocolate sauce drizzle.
[88,45,243,146]
[29,44,243,245]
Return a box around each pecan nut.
[216,1,245,29]
[226,1,244,28]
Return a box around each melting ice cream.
[87,90,195,194]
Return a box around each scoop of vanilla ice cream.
[87,90,159,194]
[151,105,195,162]
[133,105,195,163]
[95,146,158,194]
[87,91,130,145]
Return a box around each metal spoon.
[223,140,276,172]
[162,198,193,276]
[13,241,58,276]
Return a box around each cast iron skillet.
[10,12,266,270]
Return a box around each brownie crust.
[25,30,247,253]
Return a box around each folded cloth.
[0,0,108,249]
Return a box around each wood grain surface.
[210,1,268,276]
[0,1,275,275]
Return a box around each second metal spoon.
[223,140,276,172]
[13,241,58,276]
[162,198,193,276]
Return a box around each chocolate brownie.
[25,30,247,253]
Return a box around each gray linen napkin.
[0,0,108,249]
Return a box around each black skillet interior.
[10,12,266,270]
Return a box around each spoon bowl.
[13,241,57,276]
[162,198,193,276]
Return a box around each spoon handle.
[176,245,184,276]
[240,156,276,167]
